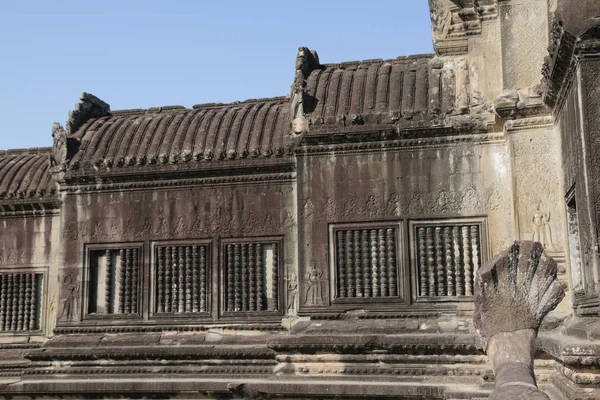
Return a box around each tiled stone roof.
[68,97,290,170]
[302,54,451,128]
[0,148,57,201]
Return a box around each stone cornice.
[296,132,505,156]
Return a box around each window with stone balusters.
[86,245,142,316]
[221,238,282,316]
[330,223,404,303]
[153,241,210,315]
[410,219,487,302]
[0,271,44,332]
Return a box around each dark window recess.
[0,273,42,331]
[224,243,279,312]
[155,245,208,314]
[88,248,140,315]
[415,224,482,298]
[335,228,399,299]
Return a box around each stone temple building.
[0,0,599,398]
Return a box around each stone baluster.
[271,243,279,311]
[347,231,355,297]
[242,244,249,311]
[362,230,371,298]
[157,247,165,313]
[371,229,379,297]
[435,227,445,296]
[178,246,185,313]
[462,226,472,296]
[470,225,480,294]
[426,227,436,296]
[226,244,234,312]
[185,246,192,313]
[105,250,113,314]
[164,247,172,313]
[6,275,13,330]
[17,274,24,331]
[172,246,179,313]
[0,275,6,330]
[249,244,256,311]
[453,226,463,296]
[126,249,133,314]
[234,244,241,312]
[199,246,207,312]
[11,275,17,330]
[132,248,139,313]
[119,249,126,314]
[192,246,199,313]
[378,229,387,297]
[24,274,31,330]
[256,244,263,310]
[337,232,347,298]
[418,228,428,296]
[30,275,38,330]
[444,227,455,296]
[387,228,397,297]
[354,230,362,297]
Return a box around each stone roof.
[301,54,451,128]
[68,97,290,170]
[0,148,58,201]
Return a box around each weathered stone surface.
[0,1,600,398]
[474,241,564,349]
[65,92,110,135]
[475,241,565,399]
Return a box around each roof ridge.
[322,53,435,69]
[0,147,52,156]
[192,96,287,110]
[107,96,288,115]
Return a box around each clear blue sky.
[0,1,433,150]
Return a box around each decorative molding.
[62,172,296,194]
[296,132,505,157]
[53,323,286,335]
[505,116,554,131]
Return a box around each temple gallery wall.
[0,0,599,399]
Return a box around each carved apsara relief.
[58,272,80,323]
[511,128,565,251]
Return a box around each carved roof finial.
[66,92,110,135]
[290,47,320,134]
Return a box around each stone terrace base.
[0,316,584,400]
